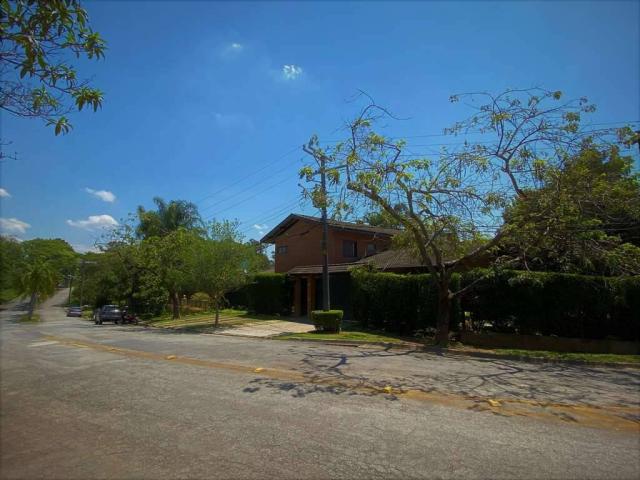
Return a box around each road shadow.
[240,343,640,409]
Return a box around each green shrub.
[311,310,344,333]
[245,273,292,315]
[191,292,211,303]
[461,269,640,341]
[351,269,462,335]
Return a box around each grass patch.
[0,288,18,304]
[277,324,414,344]
[487,348,640,364]
[146,308,285,330]
[19,314,40,323]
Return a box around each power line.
[198,157,303,216]
[202,175,297,221]
[193,145,301,206]
[320,120,640,144]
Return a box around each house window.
[276,245,288,254]
[342,240,357,258]
[366,243,376,256]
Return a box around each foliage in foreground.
[1,0,106,136]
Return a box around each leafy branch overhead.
[0,0,106,134]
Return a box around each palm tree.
[17,260,58,320]
[136,197,204,239]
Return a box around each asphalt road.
[1,289,639,479]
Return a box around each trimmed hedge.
[351,269,462,335]
[461,270,640,341]
[245,273,292,316]
[311,310,344,333]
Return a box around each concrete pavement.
[1,289,639,479]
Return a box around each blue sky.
[1,0,639,252]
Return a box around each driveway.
[1,289,639,479]
[216,317,314,337]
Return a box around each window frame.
[342,239,358,258]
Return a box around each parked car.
[66,306,83,317]
[94,305,122,325]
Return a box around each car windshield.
[104,306,119,311]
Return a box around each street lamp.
[78,259,97,308]
[66,274,74,306]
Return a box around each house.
[260,214,427,316]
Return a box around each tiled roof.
[260,213,401,243]
[286,249,428,275]
[287,264,354,275]
[355,249,427,270]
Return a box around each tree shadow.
[240,343,640,409]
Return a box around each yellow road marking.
[42,334,640,433]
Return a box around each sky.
[1,0,639,252]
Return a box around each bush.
[351,269,462,335]
[311,310,344,333]
[245,273,292,315]
[461,269,640,341]
[191,292,211,303]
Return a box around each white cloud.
[282,64,303,80]
[0,217,30,234]
[221,42,245,58]
[85,187,116,203]
[253,223,268,236]
[0,188,10,198]
[66,214,118,231]
[72,243,100,254]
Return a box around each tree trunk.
[170,291,180,319]
[434,280,452,346]
[215,302,220,328]
[28,292,37,320]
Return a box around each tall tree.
[21,238,77,277]
[502,144,640,275]
[136,197,204,239]
[301,88,635,345]
[194,221,269,325]
[139,229,197,319]
[17,259,58,319]
[1,0,106,137]
[0,235,24,302]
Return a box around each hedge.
[311,310,344,333]
[351,269,462,335]
[461,270,640,341]
[242,273,292,316]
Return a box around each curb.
[128,322,640,369]
[271,336,640,369]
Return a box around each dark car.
[66,306,82,317]
[94,305,122,325]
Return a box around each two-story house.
[260,213,421,316]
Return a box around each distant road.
[1,289,639,479]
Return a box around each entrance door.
[300,278,308,316]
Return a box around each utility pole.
[67,275,73,305]
[303,139,331,311]
[319,154,330,311]
[78,259,97,308]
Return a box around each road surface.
[1,289,639,479]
